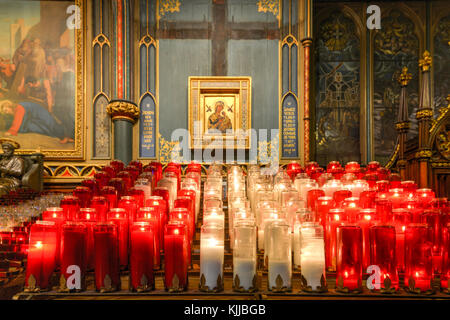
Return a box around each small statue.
[0,138,25,196]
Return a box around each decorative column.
[107,100,140,165]
[415,51,433,188]
[395,67,412,180]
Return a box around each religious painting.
[188,77,251,149]
[0,0,84,159]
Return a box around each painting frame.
[0,0,85,160]
[188,76,252,150]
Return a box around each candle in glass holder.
[267,221,292,291]
[107,208,129,269]
[358,209,378,270]
[110,160,125,172]
[178,189,197,221]
[153,187,171,212]
[118,196,138,225]
[125,165,140,183]
[375,198,393,223]
[405,224,433,293]
[128,187,145,208]
[333,189,352,207]
[322,179,343,197]
[346,180,369,198]
[94,222,120,292]
[441,224,450,293]
[73,186,91,208]
[42,207,65,267]
[233,222,257,292]
[102,165,117,178]
[60,222,87,292]
[345,161,360,174]
[170,208,192,243]
[316,196,334,226]
[369,225,398,291]
[359,191,376,209]
[90,196,109,222]
[175,196,195,232]
[416,188,435,209]
[325,209,347,271]
[25,221,58,292]
[164,222,189,291]
[199,223,224,292]
[74,208,97,270]
[60,196,80,221]
[117,171,133,189]
[129,222,154,292]
[136,207,161,269]
[134,179,152,201]
[300,223,326,292]
[422,208,444,273]
[392,208,411,272]
[81,179,99,196]
[94,171,110,189]
[203,208,225,227]
[342,197,360,223]
[108,178,126,198]
[306,189,325,214]
[146,196,167,245]
[100,186,118,209]
[336,225,363,292]
[295,178,318,203]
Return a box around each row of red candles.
[287,161,450,293]
[24,160,200,292]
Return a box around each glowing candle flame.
[35,241,43,249]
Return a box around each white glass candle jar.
[266,221,292,291]
[203,208,225,227]
[295,178,318,203]
[322,179,343,197]
[199,223,224,292]
[300,223,326,292]
[233,222,257,292]
[274,178,293,205]
[157,179,176,210]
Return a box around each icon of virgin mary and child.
[207,101,232,134]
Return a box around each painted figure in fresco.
[0,138,24,197]
[0,100,69,142]
[207,101,232,133]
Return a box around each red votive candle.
[367,161,380,173]
[333,190,352,207]
[90,196,109,222]
[392,208,411,272]
[60,222,87,291]
[342,197,360,223]
[345,161,360,174]
[125,165,140,182]
[405,223,433,293]
[74,208,97,270]
[153,187,170,212]
[146,196,167,245]
[129,160,143,173]
[363,174,378,189]
[358,209,377,270]
[60,196,80,221]
[389,174,402,189]
[117,171,133,189]
[107,208,129,269]
[286,162,303,181]
[369,225,398,291]
[164,222,189,291]
[336,225,363,292]
[375,198,392,223]
[73,186,92,208]
[375,180,390,193]
[376,168,389,181]
[25,221,58,292]
[422,208,444,273]
[135,207,161,269]
[174,196,195,234]
[359,190,376,209]
[94,171,110,189]
[108,178,126,198]
[416,188,435,209]
[128,187,145,208]
[110,160,124,173]
[94,222,120,292]
[130,222,155,292]
[165,165,181,191]
[325,208,347,271]
[307,189,325,214]
[102,165,117,178]
[100,186,118,209]
[389,188,405,209]
[118,196,138,225]
[178,189,197,219]
[441,224,450,293]
[81,179,98,196]
[148,162,163,184]
[170,208,193,244]
[327,161,341,172]
[316,196,334,226]
[42,207,66,267]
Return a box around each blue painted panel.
[291,44,298,96]
[281,93,298,158]
[139,94,156,158]
[228,40,279,132]
[140,45,147,96]
[149,44,156,94]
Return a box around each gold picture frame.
[0,0,85,160]
[188,76,251,149]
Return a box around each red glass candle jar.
[108,178,126,198]
[369,225,398,291]
[129,160,143,173]
[110,160,125,173]
[391,208,411,272]
[333,190,352,207]
[42,207,66,267]
[345,161,360,174]
[73,186,92,208]
[90,196,109,222]
[146,196,167,244]
[178,189,197,219]
[60,222,87,291]
[342,197,360,223]
[363,174,378,189]
[330,167,345,180]
[422,208,444,273]
[170,208,193,244]
[102,165,117,178]
[94,222,120,292]
[375,180,390,193]
[94,171,110,189]
[401,180,417,197]
[286,162,303,181]
[375,198,392,224]
[359,190,376,209]
[376,168,389,181]
[306,189,325,214]
[60,196,80,221]
[118,196,138,224]
[125,165,140,182]
[117,171,133,190]
[441,224,450,293]
[416,188,436,209]
[74,208,97,270]
[367,161,380,173]
[316,196,334,226]
[148,162,163,184]
[389,188,405,209]
[310,167,324,181]
[164,222,189,291]
[130,222,154,292]
[165,165,181,191]
[305,161,319,176]
[107,208,129,269]
[336,225,363,292]
[405,223,433,293]
[81,179,98,196]
[389,174,402,189]
[25,221,58,292]
[327,161,341,172]
[325,209,347,271]
[174,196,195,234]
[135,207,161,269]
[128,187,145,208]
[356,168,367,180]
[357,209,378,270]
[152,187,170,212]
[100,186,118,209]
